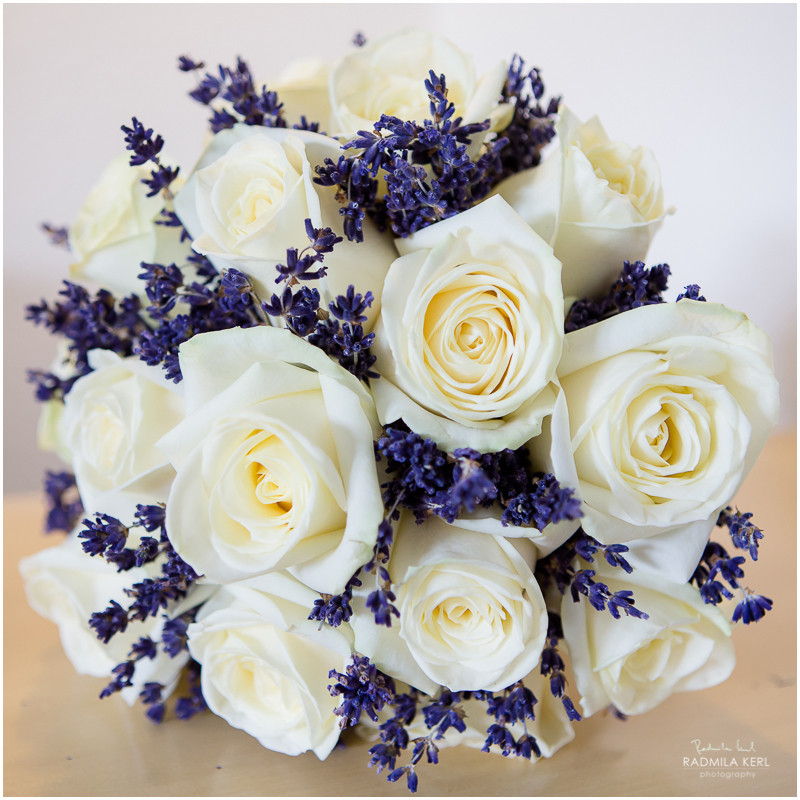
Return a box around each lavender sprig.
[501,473,582,529]
[43,471,83,534]
[26,282,148,399]
[154,209,192,242]
[311,513,399,630]
[137,220,377,385]
[101,605,201,709]
[676,284,707,302]
[41,222,69,248]
[84,506,200,643]
[539,613,583,721]
[376,426,579,532]
[362,517,401,628]
[536,530,647,621]
[89,545,198,642]
[437,448,498,521]
[125,543,199,624]
[478,682,542,758]
[308,571,362,629]
[139,682,166,723]
[121,117,180,198]
[174,660,208,720]
[180,55,322,133]
[301,299,379,382]
[271,221,341,286]
[119,658,207,724]
[732,591,773,624]
[497,54,559,178]
[314,157,375,243]
[690,510,771,625]
[374,690,468,794]
[135,257,266,382]
[100,636,161,701]
[160,609,198,657]
[366,673,572,793]
[257,220,379,384]
[569,571,647,620]
[78,505,167,569]
[315,70,511,240]
[376,427,513,524]
[328,654,395,728]
[565,261,671,332]
[717,507,763,561]
[690,541,743,605]
[136,285,256,382]
[369,690,418,774]
[177,55,204,72]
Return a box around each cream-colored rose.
[19,528,199,703]
[69,154,188,298]
[187,571,351,759]
[329,28,510,140]
[352,514,547,693]
[561,558,735,716]
[542,301,778,581]
[36,341,76,463]
[37,397,69,462]
[158,326,384,594]
[173,125,395,329]
[272,58,334,132]
[371,196,563,453]
[60,350,184,520]
[494,106,670,299]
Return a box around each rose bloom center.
[82,391,128,472]
[422,275,522,401]
[623,387,710,488]
[244,432,297,518]
[226,166,286,242]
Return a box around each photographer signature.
[690,739,756,754]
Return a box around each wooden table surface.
[4,434,796,797]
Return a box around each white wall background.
[4,3,796,493]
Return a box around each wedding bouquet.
[22,29,779,793]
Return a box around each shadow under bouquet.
[22,28,779,794]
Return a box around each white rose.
[352,514,547,693]
[60,350,184,520]
[561,558,735,716]
[173,125,395,328]
[187,571,351,759]
[19,528,198,703]
[329,28,511,140]
[371,196,564,452]
[494,106,670,299]
[36,341,76,463]
[38,398,70,463]
[543,301,778,581]
[158,326,384,594]
[272,58,334,132]
[69,154,188,298]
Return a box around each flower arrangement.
[22,28,779,793]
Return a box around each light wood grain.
[4,434,796,797]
